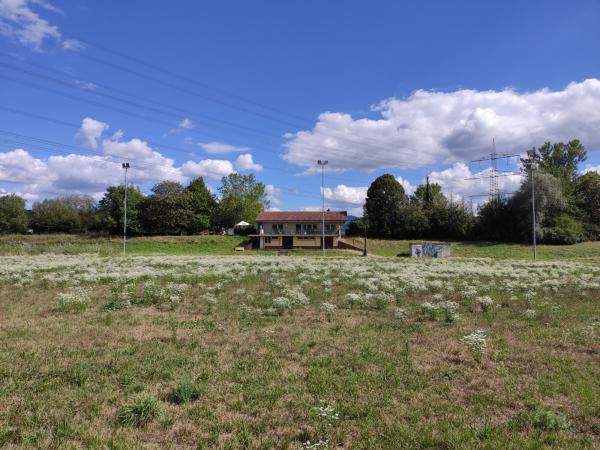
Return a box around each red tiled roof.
[256,211,347,222]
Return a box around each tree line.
[348,140,600,244]
[0,173,268,235]
[1,140,599,244]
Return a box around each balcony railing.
[261,228,340,236]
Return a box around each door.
[282,236,293,249]
[322,236,334,249]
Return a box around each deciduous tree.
[364,174,407,238]
[0,195,28,233]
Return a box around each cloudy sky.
[1,0,599,214]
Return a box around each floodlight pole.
[531,164,537,261]
[122,163,130,256]
[317,160,328,256]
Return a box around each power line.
[465,139,520,201]
[9,35,423,156]
[0,69,418,172]
[0,130,323,201]
[0,105,408,188]
[62,32,314,126]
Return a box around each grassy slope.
[2,234,600,260]
[343,237,600,260]
[0,234,251,256]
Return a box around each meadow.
[3,234,600,260]
[1,251,599,448]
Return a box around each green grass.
[117,396,162,427]
[0,234,254,256]
[1,254,599,448]
[171,377,207,404]
[3,234,600,260]
[343,237,600,260]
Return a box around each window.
[296,224,302,234]
[325,224,337,233]
[302,223,317,234]
[271,223,283,233]
[264,237,272,244]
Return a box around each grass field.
[3,234,600,261]
[1,252,599,448]
[343,237,600,260]
[0,234,250,256]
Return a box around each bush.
[117,395,161,427]
[541,214,584,245]
[531,408,570,431]
[172,377,206,404]
[510,407,570,432]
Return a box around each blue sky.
[1,0,599,214]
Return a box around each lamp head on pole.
[317,160,328,166]
[122,162,130,169]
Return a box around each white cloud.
[0,0,64,49]
[235,153,263,172]
[0,148,49,183]
[102,136,184,183]
[428,162,523,200]
[284,79,600,173]
[321,177,413,212]
[61,37,83,51]
[75,80,98,91]
[265,184,281,207]
[76,117,108,149]
[169,117,194,133]
[199,141,250,154]
[395,176,415,195]
[582,165,600,175]
[302,205,321,211]
[0,116,242,201]
[180,159,234,180]
[322,185,367,205]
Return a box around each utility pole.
[122,162,130,256]
[531,165,537,261]
[317,160,328,256]
[363,222,368,257]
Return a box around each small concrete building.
[252,211,347,250]
[409,242,451,258]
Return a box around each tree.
[346,217,368,236]
[60,195,99,232]
[186,177,217,232]
[364,174,407,238]
[574,171,600,238]
[0,195,28,233]
[97,185,144,234]
[509,171,568,242]
[31,199,81,233]
[439,202,474,239]
[215,173,268,227]
[396,204,429,238]
[474,198,513,241]
[151,181,185,196]
[140,182,193,235]
[412,177,445,208]
[521,140,587,198]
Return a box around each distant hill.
[342,215,360,232]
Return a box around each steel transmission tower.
[465,139,519,201]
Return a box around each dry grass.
[0,255,599,448]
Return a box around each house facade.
[252,211,347,249]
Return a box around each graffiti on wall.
[410,243,450,258]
